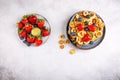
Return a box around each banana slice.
[31,28,41,37]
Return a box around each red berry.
[21,18,28,24]
[37,21,45,29]
[78,24,84,31]
[88,25,96,32]
[24,24,32,33]
[27,36,35,43]
[42,30,50,37]
[28,15,37,25]
[82,33,91,42]
[35,39,43,46]
[18,22,23,29]
[19,31,26,38]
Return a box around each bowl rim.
[17,13,51,46]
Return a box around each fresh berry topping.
[21,18,28,24]
[28,15,37,25]
[27,35,35,43]
[84,21,89,25]
[19,36,24,40]
[17,22,23,29]
[24,24,32,33]
[88,25,96,32]
[42,29,50,37]
[78,17,82,22]
[71,32,76,36]
[19,30,26,38]
[33,24,38,27]
[84,27,89,31]
[86,14,90,18]
[77,24,84,31]
[35,39,43,46]
[82,33,91,42]
[23,40,31,46]
[37,19,45,29]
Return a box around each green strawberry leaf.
[37,34,42,40]
[37,19,45,22]
[89,32,93,38]
[18,29,23,34]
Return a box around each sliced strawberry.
[24,24,32,33]
[35,39,43,46]
[19,30,26,38]
[78,24,84,31]
[21,18,28,24]
[42,29,50,37]
[28,15,37,25]
[27,36,35,43]
[88,25,96,32]
[17,22,23,29]
[82,33,91,42]
[37,20,45,29]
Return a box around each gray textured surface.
[0,0,120,80]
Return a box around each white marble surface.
[0,0,120,80]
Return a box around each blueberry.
[86,15,90,18]
[89,41,94,45]
[43,26,46,29]
[19,36,24,40]
[23,40,31,46]
[33,24,38,27]
[84,21,89,25]
[71,32,76,36]
[84,27,89,31]
[78,17,82,22]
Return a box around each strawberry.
[42,29,50,37]
[82,33,91,42]
[28,15,37,25]
[19,30,26,38]
[17,22,23,29]
[37,19,45,29]
[88,24,96,32]
[24,24,32,33]
[21,18,28,24]
[27,35,35,43]
[35,39,43,46]
[78,24,84,31]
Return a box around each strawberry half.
[28,15,37,25]
[24,24,32,33]
[27,35,35,43]
[21,18,28,25]
[88,24,96,32]
[35,39,43,46]
[78,24,84,31]
[42,29,50,37]
[19,30,26,38]
[37,19,45,29]
[17,22,23,29]
[82,33,91,42]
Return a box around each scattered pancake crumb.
[69,49,76,54]
[64,39,70,44]
[58,40,64,44]
[58,34,76,55]
[59,34,65,39]
[60,44,64,49]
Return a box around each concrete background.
[0,0,120,80]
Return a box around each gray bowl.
[66,11,106,50]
